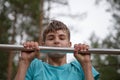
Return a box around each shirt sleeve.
[25,59,36,80]
[92,67,100,80]
[25,58,42,80]
[71,60,100,80]
[25,67,33,80]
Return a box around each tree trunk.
[39,0,44,45]
[7,11,16,80]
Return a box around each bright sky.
[49,0,112,45]
[47,0,113,62]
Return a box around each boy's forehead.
[47,30,67,35]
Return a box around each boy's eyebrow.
[47,33,54,36]
[59,34,66,37]
[46,34,55,38]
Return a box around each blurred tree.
[0,0,11,79]
[89,32,103,75]
[89,31,120,80]
[5,0,41,80]
[90,0,120,80]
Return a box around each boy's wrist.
[79,61,92,71]
[83,63,94,80]
[19,57,30,67]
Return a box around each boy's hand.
[74,43,90,65]
[20,41,40,64]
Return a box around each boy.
[15,20,99,80]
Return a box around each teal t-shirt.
[25,58,99,80]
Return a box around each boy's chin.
[47,52,66,58]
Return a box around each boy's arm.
[80,61,94,80]
[14,58,30,80]
[74,43,94,80]
[14,41,39,80]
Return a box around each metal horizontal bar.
[0,44,120,55]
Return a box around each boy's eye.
[47,35,54,40]
[60,35,66,40]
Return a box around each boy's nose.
[54,38,60,44]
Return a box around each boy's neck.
[47,56,67,66]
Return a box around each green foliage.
[0,0,11,79]
[90,0,120,80]
[90,32,120,80]
[0,51,9,80]
[0,0,40,79]
[7,0,40,41]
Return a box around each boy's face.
[43,30,71,58]
[44,30,71,47]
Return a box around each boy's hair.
[42,20,70,42]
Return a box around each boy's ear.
[41,42,45,46]
[69,42,72,47]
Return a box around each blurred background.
[0,0,120,80]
